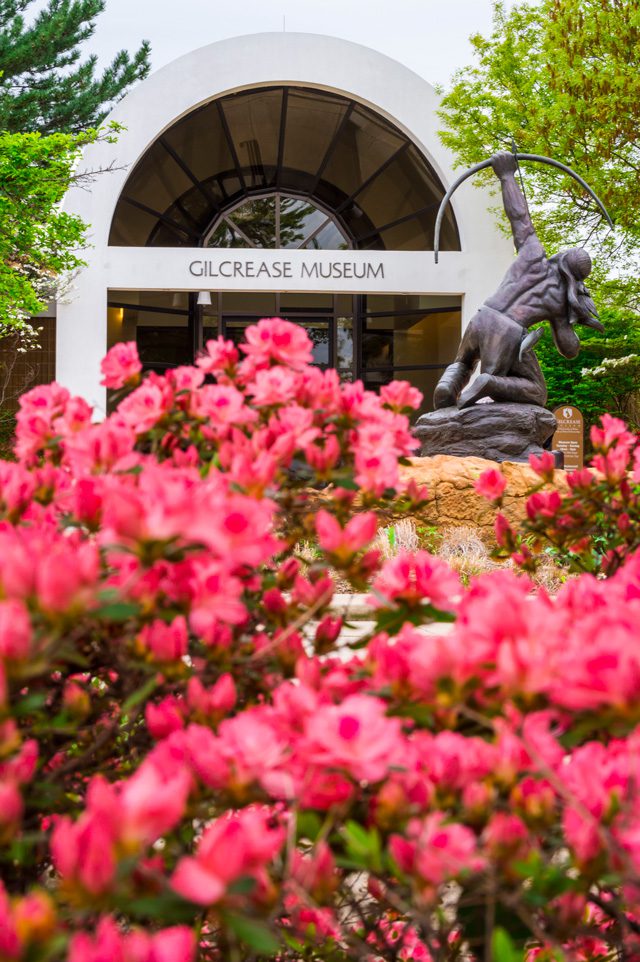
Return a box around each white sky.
[56,0,519,89]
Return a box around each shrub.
[2,318,640,961]
[480,418,640,577]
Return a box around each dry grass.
[379,520,570,592]
[298,518,570,595]
[375,518,420,559]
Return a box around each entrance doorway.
[106,290,462,410]
[204,292,355,380]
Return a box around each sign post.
[553,406,584,470]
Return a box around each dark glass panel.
[221,292,277,314]
[362,366,444,412]
[110,198,162,246]
[107,291,191,371]
[111,291,189,310]
[316,105,404,210]
[229,197,277,247]
[303,218,349,250]
[206,220,253,249]
[361,330,394,378]
[365,294,459,313]
[166,187,215,232]
[136,323,191,370]
[119,140,195,223]
[222,89,283,189]
[362,215,433,251]
[282,90,348,194]
[336,294,355,314]
[280,292,333,310]
[162,101,235,205]
[203,324,219,343]
[355,145,442,233]
[363,309,461,367]
[148,222,195,247]
[280,197,327,248]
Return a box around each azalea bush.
[480,417,640,578]
[2,317,640,962]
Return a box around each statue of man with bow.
[434,151,606,410]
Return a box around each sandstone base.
[413,402,557,463]
[400,454,568,544]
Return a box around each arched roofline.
[63,32,504,255]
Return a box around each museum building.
[55,32,513,413]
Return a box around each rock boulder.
[400,454,568,544]
[413,402,557,463]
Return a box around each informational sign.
[553,406,584,470]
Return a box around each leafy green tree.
[0,126,109,330]
[0,0,150,134]
[535,307,640,433]
[438,0,640,307]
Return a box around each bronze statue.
[433,151,606,410]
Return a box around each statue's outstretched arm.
[491,152,536,252]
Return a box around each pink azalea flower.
[69,917,195,962]
[474,468,507,502]
[240,317,313,370]
[171,808,285,905]
[529,450,556,479]
[302,694,403,783]
[139,616,188,663]
[189,384,255,426]
[390,812,484,889]
[315,509,378,560]
[100,342,142,389]
[118,761,191,846]
[117,378,173,434]
[196,336,239,375]
[380,380,423,411]
[51,812,117,896]
[370,550,460,611]
[0,599,31,661]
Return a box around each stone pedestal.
[413,402,556,463]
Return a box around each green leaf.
[122,675,158,711]
[342,821,382,872]
[391,703,434,727]
[225,913,280,954]
[96,601,141,622]
[14,692,48,715]
[492,927,523,962]
[127,892,198,924]
[296,811,322,842]
[227,875,257,895]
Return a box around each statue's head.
[548,248,604,358]
[563,247,592,280]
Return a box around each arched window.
[109,86,460,252]
[204,194,351,249]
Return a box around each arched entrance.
[57,33,513,411]
[106,84,462,399]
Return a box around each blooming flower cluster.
[475,412,640,576]
[0,319,639,961]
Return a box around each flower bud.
[63,681,91,719]
[315,615,342,654]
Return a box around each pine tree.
[0,0,151,134]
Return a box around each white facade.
[58,32,513,412]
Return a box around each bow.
[434,153,614,263]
